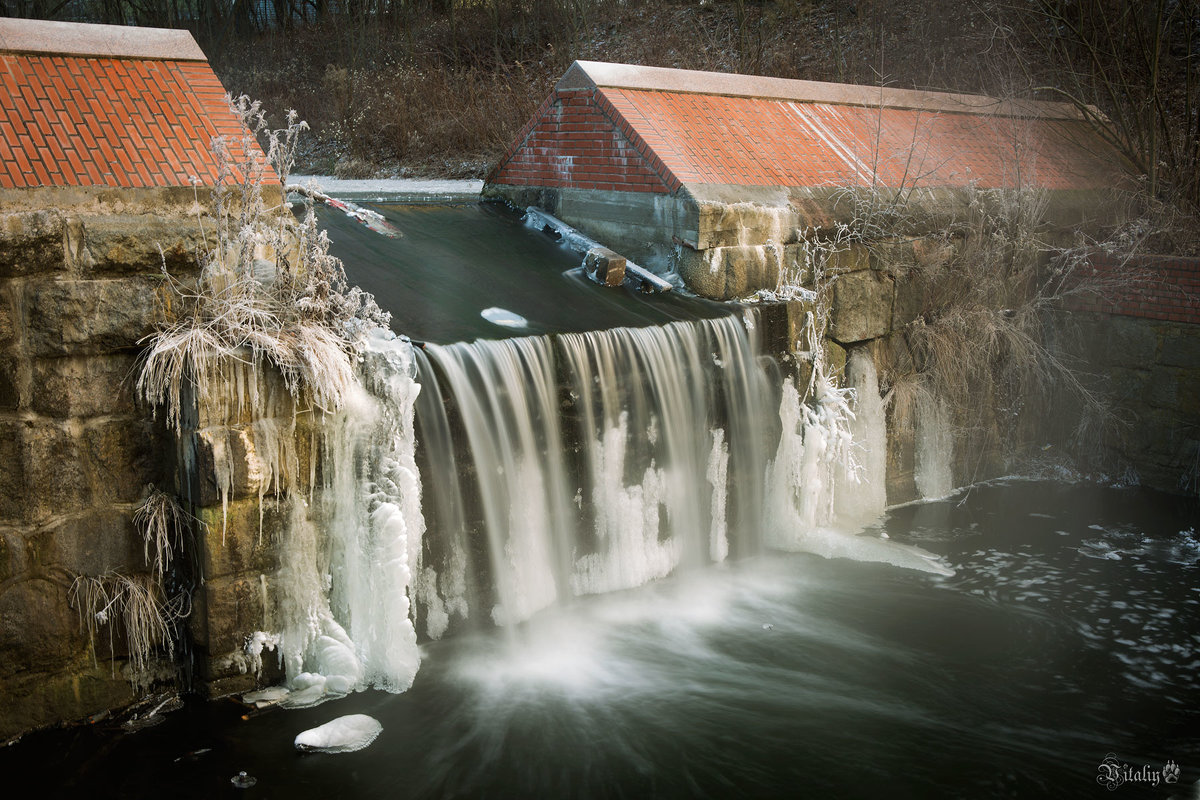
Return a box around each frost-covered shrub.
[137,97,390,434]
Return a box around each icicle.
[707,428,730,563]
[915,393,955,499]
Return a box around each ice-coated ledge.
[289,176,483,203]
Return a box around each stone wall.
[1058,311,1200,492]
[178,362,314,698]
[0,188,205,740]
[1053,256,1200,492]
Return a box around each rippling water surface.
[7,481,1198,799]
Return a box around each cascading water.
[252,310,951,701]
[915,392,955,499]
[409,311,951,636]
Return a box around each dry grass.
[137,97,390,434]
[69,572,189,683]
[133,487,195,577]
[867,184,1153,452]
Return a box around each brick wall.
[488,89,677,194]
[1065,256,1200,325]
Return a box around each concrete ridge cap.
[560,60,1087,121]
[0,18,206,62]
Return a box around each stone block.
[696,202,798,250]
[73,214,205,277]
[1144,367,1179,408]
[0,289,14,349]
[0,578,80,675]
[0,532,29,585]
[199,575,266,655]
[34,510,143,576]
[12,419,90,524]
[203,669,259,699]
[825,242,871,275]
[192,357,297,429]
[824,339,848,378]
[885,412,918,505]
[1104,316,1160,368]
[1102,366,1150,405]
[584,246,626,287]
[751,300,793,358]
[785,297,819,351]
[678,244,786,299]
[0,420,24,524]
[0,355,19,411]
[83,418,163,505]
[911,237,955,270]
[1176,367,1200,413]
[25,276,166,356]
[0,210,66,278]
[188,423,294,508]
[30,354,140,418]
[891,273,930,330]
[195,497,282,582]
[830,269,894,343]
[877,332,916,379]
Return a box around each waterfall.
[413,313,950,634]
[419,315,773,628]
[250,313,951,704]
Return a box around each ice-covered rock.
[294,714,382,754]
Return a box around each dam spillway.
[0,18,1197,796]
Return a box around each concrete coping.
[0,18,207,61]
[559,60,1091,122]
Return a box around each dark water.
[320,202,724,344]
[5,480,1198,800]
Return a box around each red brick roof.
[489,61,1127,195]
[0,19,266,189]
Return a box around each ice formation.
[915,393,955,499]
[248,332,424,704]
[294,714,383,753]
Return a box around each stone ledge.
[72,214,206,277]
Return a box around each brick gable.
[488,89,675,194]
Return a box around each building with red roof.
[0,17,266,189]
[485,61,1132,299]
